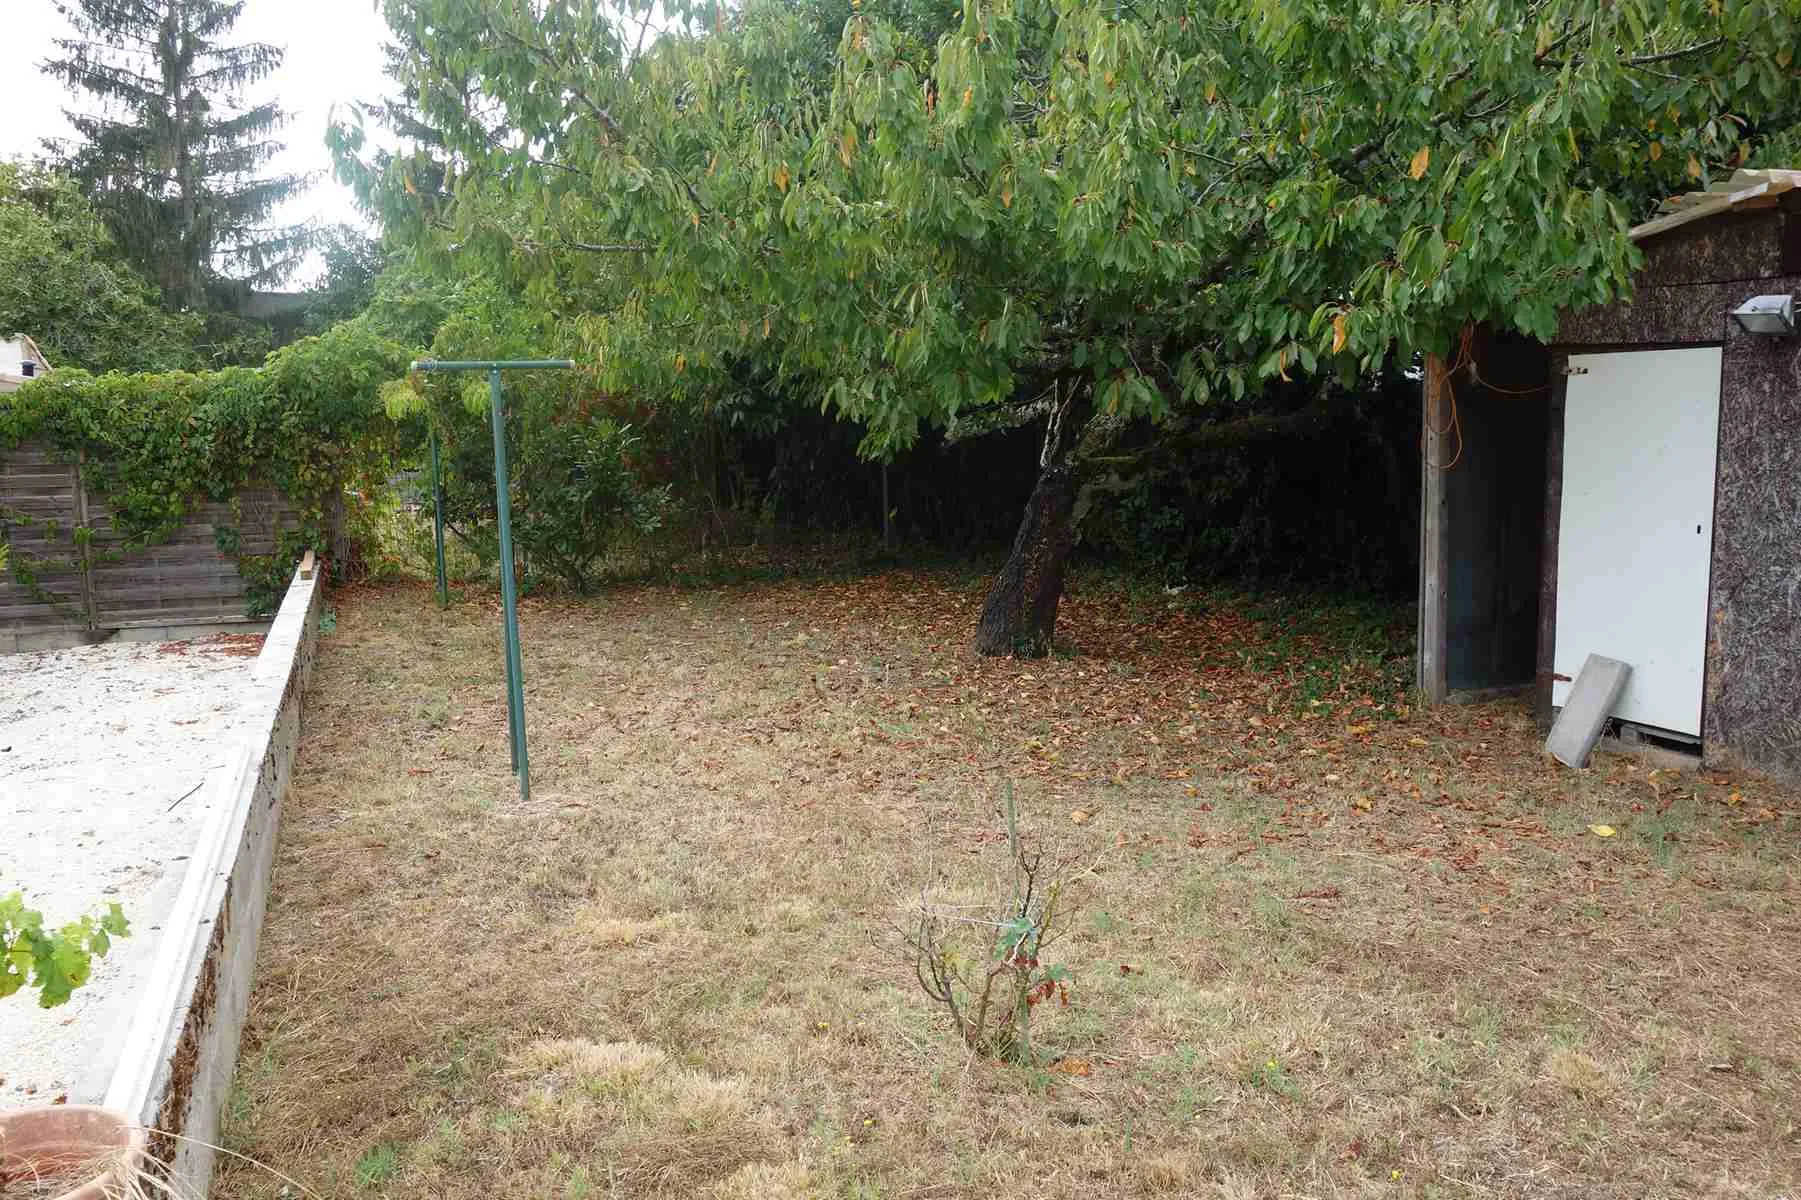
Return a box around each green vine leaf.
[1,893,131,1009]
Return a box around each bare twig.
[165,779,205,813]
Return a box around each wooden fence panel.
[0,443,89,638]
[84,486,302,628]
[2,441,301,642]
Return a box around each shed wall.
[1706,318,1801,777]
[1554,202,1801,779]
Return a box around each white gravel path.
[0,636,258,1105]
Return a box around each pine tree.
[44,0,310,311]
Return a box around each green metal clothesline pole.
[487,367,527,780]
[410,357,576,802]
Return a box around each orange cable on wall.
[1425,325,1554,471]
[1423,326,1472,471]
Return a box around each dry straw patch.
[219,573,1801,1198]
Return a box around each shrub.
[511,416,669,593]
[907,786,1091,1064]
[394,372,669,594]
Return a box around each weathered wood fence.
[0,440,297,650]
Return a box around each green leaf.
[0,891,132,1008]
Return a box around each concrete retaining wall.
[102,558,322,1195]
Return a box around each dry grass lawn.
[218,570,1801,1199]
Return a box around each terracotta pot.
[0,1105,146,1200]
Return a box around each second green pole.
[488,368,529,798]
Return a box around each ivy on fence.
[0,322,412,617]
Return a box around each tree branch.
[1544,37,1726,69]
[519,237,650,254]
[1076,392,1342,488]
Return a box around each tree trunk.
[166,0,200,310]
[973,386,1089,657]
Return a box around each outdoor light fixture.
[1730,293,1796,335]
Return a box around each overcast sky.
[0,0,396,278]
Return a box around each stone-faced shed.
[1418,168,1801,781]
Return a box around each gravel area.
[0,635,260,1105]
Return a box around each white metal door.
[1553,348,1721,736]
